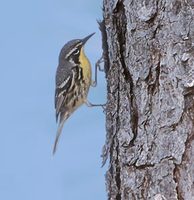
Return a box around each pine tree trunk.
[100,0,194,199]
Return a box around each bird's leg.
[85,100,106,111]
[91,56,104,87]
[89,56,106,112]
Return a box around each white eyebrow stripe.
[65,43,82,58]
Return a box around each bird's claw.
[91,80,97,87]
[96,57,104,72]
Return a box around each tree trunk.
[100,0,194,199]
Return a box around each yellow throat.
[79,47,92,85]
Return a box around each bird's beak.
[82,32,95,44]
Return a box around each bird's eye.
[73,49,80,55]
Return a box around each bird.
[53,33,95,154]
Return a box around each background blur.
[0,0,107,200]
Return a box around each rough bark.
[100,0,194,199]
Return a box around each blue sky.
[0,0,107,200]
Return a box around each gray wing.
[53,61,79,154]
[55,61,74,122]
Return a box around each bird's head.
[59,33,95,65]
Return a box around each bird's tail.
[53,113,69,155]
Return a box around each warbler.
[53,33,95,154]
